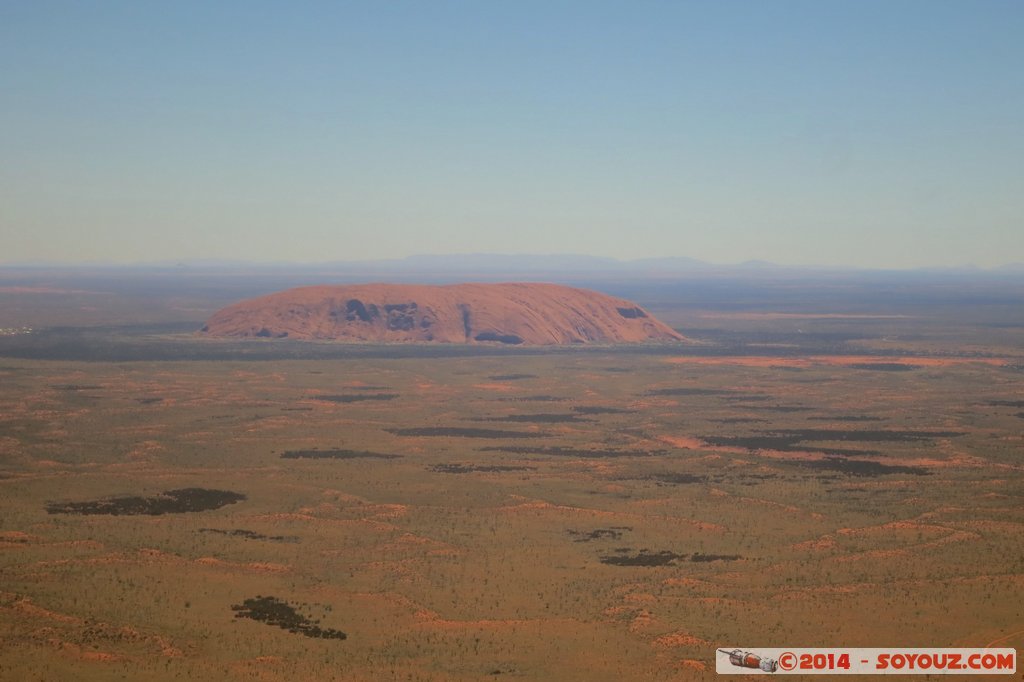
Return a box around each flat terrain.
[1,269,1023,680]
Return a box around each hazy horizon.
[3,2,1022,268]
[3,251,1024,273]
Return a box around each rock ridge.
[200,283,685,345]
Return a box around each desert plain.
[1,269,1023,681]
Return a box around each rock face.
[200,283,685,345]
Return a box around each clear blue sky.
[2,1,1021,267]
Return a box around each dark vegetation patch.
[604,367,631,373]
[231,596,346,640]
[797,458,931,476]
[312,394,398,403]
[725,472,779,485]
[807,415,884,422]
[429,464,535,474]
[198,528,299,543]
[648,473,707,484]
[481,445,667,458]
[135,397,162,404]
[709,417,769,424]
[703,430,960,449]
[572,405,636,415]
[473,413,590,424]
[647,387,735,397]
[474,332,523,345]
[701,435,881,457]
[568,527,631,542]
[497,395,564,402]
[849,363,915,371]
[775,428,962,442]
[600,550,682,566]
[722,395,772,402]
[626,471,774,487]
[46,488,246,515]
[281,407,313,411]
[987,400,1024,408]
[690,552,743,562]
[388,427,546,439]
[281,449,401,460]
[750,405,814,412]
[600,550,743,566]
[50,384,102,391]
[699,428,961,460]
[487,374,536,381]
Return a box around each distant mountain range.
[5,254,1024,278]
[166,255,1024,278]
[348,254,717,273]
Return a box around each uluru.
[200,283,686,345]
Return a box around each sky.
[1,1,1022,268]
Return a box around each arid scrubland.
[2,345,1023,680]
